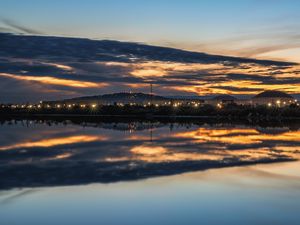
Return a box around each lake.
[0,119,300,225]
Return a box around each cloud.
[0,26,13,33]
[0,32,300,102]
[186,29,300,60]
[1,19,43,35]
[0,73,108,88]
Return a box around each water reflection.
[0,119,300,190]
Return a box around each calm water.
[0,119,300,225]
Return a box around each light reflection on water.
[0,119,300,225]
[0,120,300,189]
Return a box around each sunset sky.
[1,0,300,102]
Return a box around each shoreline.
[1,113,300,126]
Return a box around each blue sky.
[1,0,300,62]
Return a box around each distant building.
[45,93,171,107]
[206,94,237,106]
[40,90,297,109]
[251,90,296,106]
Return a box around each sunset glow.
[0,73,106,88]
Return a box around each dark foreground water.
[0,119,300,225]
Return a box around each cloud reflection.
[0,135,105,151]
[0,120,299,189]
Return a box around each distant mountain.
[51,92,171,104]
[41,92,300,105]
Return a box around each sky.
[0,0,300,102]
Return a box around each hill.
[48,92,171,105]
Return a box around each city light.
[1,90,299,113]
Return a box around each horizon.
[2,89,300,104]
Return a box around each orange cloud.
[104,61,225,78]
[106,60,300,95]
[43,63,74,71]
[0,73,107,88]
[171,80,300,95]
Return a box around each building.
[39,90,297,109]
[251,90,296,106]
[206,94,237,106]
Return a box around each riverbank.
[1,104,300,120]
